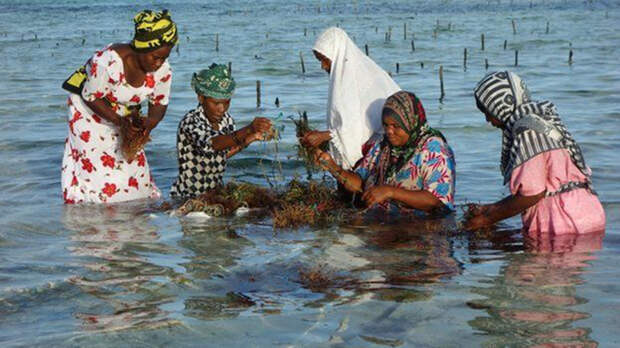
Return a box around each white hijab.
[313,27,401,169]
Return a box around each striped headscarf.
[377,91,445,184]
[474,71,592,193]
[131,10,178,52]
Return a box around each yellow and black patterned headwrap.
[131,9,178,52]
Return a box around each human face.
[476,97,504,129]
[138,45,172,72]
[199,95,231,124]
[313,50,332,74]
[382,114,409,147]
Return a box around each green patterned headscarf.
[191,63,236,99]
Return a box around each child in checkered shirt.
[170,64,272,198]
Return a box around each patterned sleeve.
[180,112,227,157]
[149,60,172,106]
[354,134,382,181]
[81,50,115,102]
[419,137,456,209]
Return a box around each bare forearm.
[320,156,362,193]
[212,125,255,152]
[390,187,444,212]
[143,103,168,131]
[485,192,545,224]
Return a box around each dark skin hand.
[463,191,546,230]
[82,43,172,136]
[197,95,272,158]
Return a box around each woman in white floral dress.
[61,10,177,204]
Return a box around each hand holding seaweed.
[462,203,493,231]
[290,111,329,174]
[120,113,150,162]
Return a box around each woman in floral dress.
[61,10,177,204]
[313,91,456,216]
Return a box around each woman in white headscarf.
[302,27,401,170]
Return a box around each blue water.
[1,0,619,346]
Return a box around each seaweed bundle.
[290,111,329,176]
[120,115,150,162]
[174,178,348,228]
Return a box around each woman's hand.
[362,185,394,206]
[463,204,494,230]
[311,148,332,170]
[120,115,145,140]
[301,130,331,148]
[250,117,272,134]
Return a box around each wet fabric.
[510,149,605,234]
[313,27,401,169]
[61,47,171,204]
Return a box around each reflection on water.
[62,204,182,333]
[468,231,604,347]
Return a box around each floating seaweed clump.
[174,178,348,228]
[272,178,346,228]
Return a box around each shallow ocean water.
[0,0,619,346]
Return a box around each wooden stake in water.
[546,21,550,34]
[463,48,468,71]
[569,48,573,65]
[411,38,415,52]
[275,97,280,108]
[256,81,261,108]
[304,28,307,37]
[439,65,445,103]
[365,44,369,56]
[404,23,407,40]
[504,39,507,50]
[514,50,519,66]
[176,44,180,55]
[512,19,517,35]
[485,58,489,70]
[481,33,485,51]
[215,33,219,52]
[299,51,305,74]
[396,62,400,74]
[228,61,232,74]
[421,62,424,69]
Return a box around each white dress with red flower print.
[61,46,172,204]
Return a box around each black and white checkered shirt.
[170,105,235,198]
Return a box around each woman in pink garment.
[464,71,605,234]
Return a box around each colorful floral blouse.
[354,134,456,215]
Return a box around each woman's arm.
[83,99,124,126]
[362,186,444,212]
[211,117,271,152]
[143,103,168,131]
[464,191,545,230]
[315,149,363,193]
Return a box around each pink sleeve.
[509,152,548,196]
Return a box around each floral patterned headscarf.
[377,91,445,184]
[191,63,236,99]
